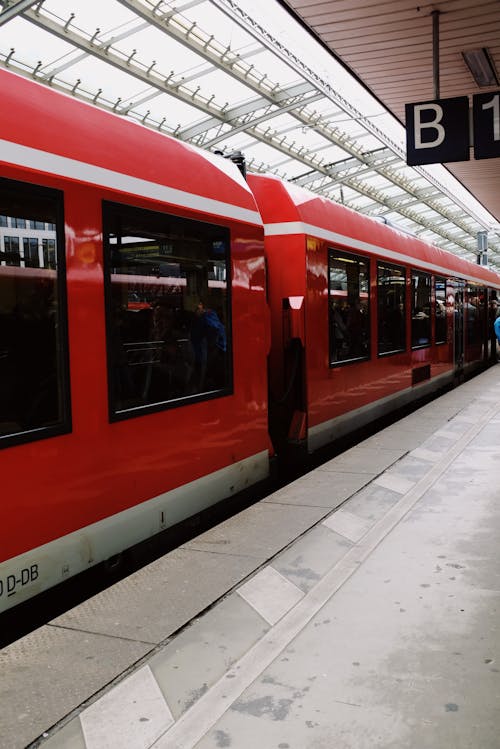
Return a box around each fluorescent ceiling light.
[462,48,499,87]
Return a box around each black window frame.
[0,177,71,450]
[328,248,370,367]
[377,261,407,357]
[102,200,233,422]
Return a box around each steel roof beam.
[0,0,36,26]
[17,7,239,122]
[179,81,320,140]
[117,0,317,105]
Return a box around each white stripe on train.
[0,450,269,614]
[0,138,263,227]
[264,221,500,289]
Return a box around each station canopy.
[1,0,500,272]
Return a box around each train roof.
[0,69,261,228]
[248,173,500,289]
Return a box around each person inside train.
[148,300,195,399]
[488,298,500,362]
[191,300,226,391]
[494,309,500,361]
[331,301,348,360]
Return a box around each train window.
[328,250,370,365]
[0,178,70,448]
[377,262,406,355]
[411,270,431,348]
[103,202,232,419]
[435,276,447,344]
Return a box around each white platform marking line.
[409,447,442,464]
[150,396,500,749]
[433,428,461,439]
[322,509,373,542]
[373,473,416,494]
[80,665,174,749]
[237,566,304,625]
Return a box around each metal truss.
[0,0,499,270]
[0,0,36,25]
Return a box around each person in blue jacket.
[191,301,227,390]
[494,314,500,361]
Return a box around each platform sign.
[473,91,500,160]
[405,97,470,166]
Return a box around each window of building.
[377,262,406,355]
[3,236,20,266]
[0,178,70,447]
[328,250,370,365]
[411,270,431,347]
[0,215,8,227]
[42,238,57,269]
[103,201,232,419]
[23,237,40,268]
[435,276,447,344]
[12,217,26,229]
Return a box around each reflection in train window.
[0,178,70,447]
[466,284,486,350]
[4,236,20,266]
[328,250,370,365]
[103,202,232,419]
[411,270,431,348]
[435,276,447,344]
[377,262,406,355]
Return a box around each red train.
[1,69,499,613]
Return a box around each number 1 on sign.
[482,94,500,141]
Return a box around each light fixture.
[462,48,499,87]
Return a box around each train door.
[453,280,465,373]
[268,296,307,473]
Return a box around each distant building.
[0,215,57,269]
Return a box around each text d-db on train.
[1,68,499,614]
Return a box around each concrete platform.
[1,366,500,749]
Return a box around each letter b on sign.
[406,97,470,166]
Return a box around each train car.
[2,68,500,616]
[0,69,270,613]
[248,173,500,455]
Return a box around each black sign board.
[473,91,500,160]
[406,97,470,166]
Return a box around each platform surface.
[1,366,500,748]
